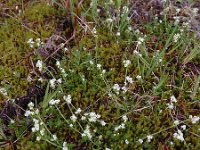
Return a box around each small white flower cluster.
[137,37,145,45]
[49,78,62,89]
[63,95,72,104]
[56,61,67,77]
[114,123,125,131]
[192,8,199,16]
[173,130,184,142]
[112,84,120,94]
[173,16,180,25]
[62,142,68,150]
[0,87,8,97]
[82,125,92,139]
[167,95,177,110]
[36,60,43,72]
[125,76,133,84]
[49,99,60,106]
[189,115,200,124]
[173,33,181,43]
[60,43,68,52]
[174,120,180,126]
[133,50,142,57]
[70,114,77,122]
[114,115,128,131]
[27,38,43,48]
[123,60,131,68]
[83,112,101,123]
[146,135,153,142]
[91,27,97,35]
[24,102,46,141]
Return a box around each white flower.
[174,120,180,126]
[40,128,45,136]
[167,103,174,109]
[36,60,43,72]
[122,115,128,122]
[28,102,34,110]
[136,75,142,80]
[97,64,101,69]
[75,108,82,114]
[138,37,145,45]
[36,136,41,141]
[63,95,72,104]
[64,47,68,52]
[70,115,77,122]
[122,86,128,93]
[138,139,143,144]
[173,130,184,141]
[49,99,60,106]
[125,139,129,144]
[10,119,15,124]
[24,110,31,117]
[181,125,186,130]
[116,32,120,36]
[82,125,92,139]
[62,142,68,150]
[100,120,106,126]
[113,84,120,93]
[189,115,200,124]
[147,135,153,142]
[49,78,57,89]
[133,50,142,57]
[56,61,61,68]
[92,28,97,34]
[0,88,8,96]
[126,76,133,84]
[69,124,73,127]
[123,60,131,68]
[52,134,57,141]
[89,60,94,65]
[57,78,62,84]
[81,116,86,120]
[106,18,113,23]
[87,112,101,122]
[105,148,111,150]
[173,33,180,43]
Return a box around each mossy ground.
[0,0,200,150]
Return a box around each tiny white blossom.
[113,84,120,91]
[122,115,128,122]
[136,75,142,80]
[70,115,77,122]
[181,125,186,130]
[174,120,180,126]
[173,130,184,141]
[123,60,131,68]
[63,95,72,104]
[52,134,57,141]
[49,78,57,89]
[167,103,174,109]
[97,64,101,69]
[57,78,62,84]
[189,115,200,124]
[126,76,133,84]
[36,60,43,72]
[82,125,92,139]
[147,135,153,142]
[138,139,143,144]
[100,120,106,126]
[75,108,82,114]
[125,139,129,144]
[36,136,41,141]
[62,142,68,150]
